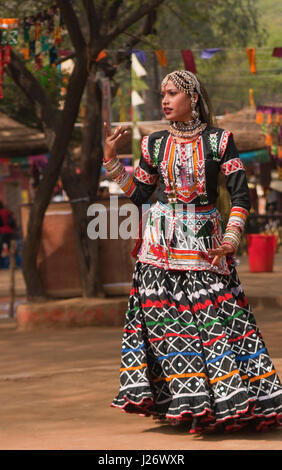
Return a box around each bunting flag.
[246,47,256,74]
[272,47,282,58]
[201,48,222,59]
[131,90,144,106]
[155,49,167,67]
[181,49,197,74]
[131,53,147,77]
[96,50,107,62]
[132,49,146,64]
[131,53,147,161]
[249,88,255,107]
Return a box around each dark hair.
[197,79,216,127]
[0,201,3,209]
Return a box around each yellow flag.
[249,88,255,107]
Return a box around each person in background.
[0,201,17,259]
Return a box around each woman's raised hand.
[103,122,128,162]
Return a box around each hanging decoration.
[246,47,257,74]
[20,4,65,70]
[154,49,167,67]
[96,50,107,62]
[132,50,146,64]
[131,53,147,161]
[181,49,197,74]
[255,105,282,179]
[272,47,282,58]
[131,90,144,107]
[0,18,19,98]
[200,48,223,59]
[0,18,19,45]
[249,88,255,107]
[131,52,147,77]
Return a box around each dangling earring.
[191,94,199,121]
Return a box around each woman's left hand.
[207,245,234,266]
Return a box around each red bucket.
[246,234,276,272]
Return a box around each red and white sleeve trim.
[221,157,245,175]
[219,130,232,158]
[134,166,158,185]
[141,136,155,168]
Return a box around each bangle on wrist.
[103,156,119,169]
[221,241,236,253]
[103,153,118,163]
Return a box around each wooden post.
[9,240,17,319]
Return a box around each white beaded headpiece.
[161,70,209,116]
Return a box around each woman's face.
[161,80,197,122]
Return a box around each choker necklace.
[169,120,207,140]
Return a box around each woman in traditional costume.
[103,70,282,433]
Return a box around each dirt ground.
[0,307,282,451]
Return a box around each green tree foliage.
[1,65,60,128]
[112,0,281,119]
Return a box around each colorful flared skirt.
[111,261,282,433]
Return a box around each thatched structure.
[0,112,48,157]
[216,107,266,152]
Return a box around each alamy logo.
[87,196,196,242]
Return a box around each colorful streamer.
[246,47,256,74]
[132,50,146,64]
[131,53,147,77]
[0,18,19,46]
[96,50,107,62]
[155,49,167,67]
[20,6,65,66]
[249,88,255,107]
[181,49,197,74]
[201,48,222,59]
[272,47,282,58]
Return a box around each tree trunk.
[81,66,104,200]
[79,66,105,296]
[22,58,88,299]
[60,155,103,297]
